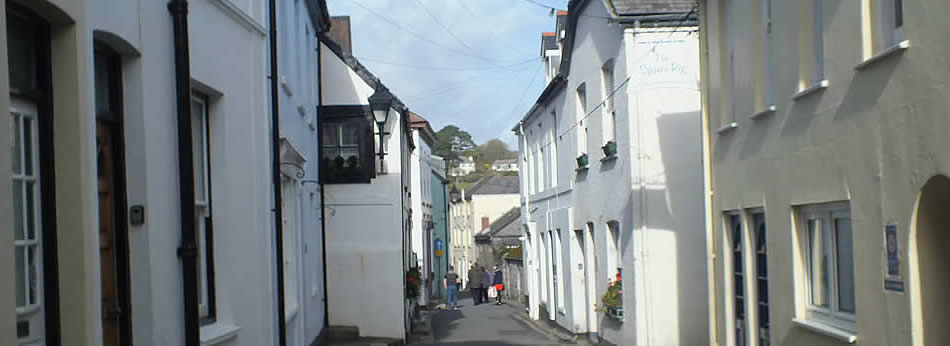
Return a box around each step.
[327,325,360,342]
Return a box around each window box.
[576,153,589,169]
[602,140,617,158]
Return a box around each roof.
[605,0,696,16]
[475,208,522,240]
[466,175,519,199]
[409,112,437,146]
[541,33,557,52]
[459,156,474,163]
[492,159,517,165]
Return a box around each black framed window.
[753,212,769,346]
[319,106,375,184]
[728,213,746,346]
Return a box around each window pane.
[322,148,341,160]
[15,247,25,306]
[12,114,21,174]
[190,100,207,203]
[94,54,112,117]
[808,220,829,307]
[23,117,32,176]
[25,181,35,240]
[322,124,338,146]
[27,246,37,305]
[13,180,24,240]
[7,13,38,92]
[835,218,856,313]
[894,0,903,28]
[341,124,359,146]
[341,148,360,168]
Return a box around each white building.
[449,175,520,288]
[409,112,436,305]
[513,1,707,345]
[1,0,325,345]
[319,27,414,341]
[491,159,519,173]
[449,156,476,177]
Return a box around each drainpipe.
[167,1,200,345]
[316,36,330,332]
[267,0,288,345]
[697,1,719,344]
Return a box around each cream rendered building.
[449,175,520,288]
[701,0,949,345]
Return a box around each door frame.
[94,42,133,345]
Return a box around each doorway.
[912,175,950,345]
[584,223,597,333]
[94,44,132,346]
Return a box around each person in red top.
[492,265,505,305]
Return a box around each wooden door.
[97,121,120,346]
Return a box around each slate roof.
[465,175,519,199]
[475,208,522,240]
[605,0,696,16]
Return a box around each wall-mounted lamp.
[368,83,394,174]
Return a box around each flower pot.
[602,141,617,157]
[608,306,624,320]
[576,154,589,168]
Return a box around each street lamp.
[449,187,460,202]
[368,84,394,173]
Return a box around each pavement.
[410,295,570,346]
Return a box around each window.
[601,61,616,143]
[539,147,546,190]
[319,107,375,183]
[576,84,588,156]
[12,98,45,343]
[550,112,558,187]
[555,229,565,312]
[800,0,825,90]
[726,213,746,346]
[606,221,621,281]
[760,0,774,110]
[724,0,738,125]
[752,212,770,346]
[191,95,217,322]
[867,0,904,54]
[798,202,856,331]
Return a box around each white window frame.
[191,95,214,320]
[11,98,46,345]
[760,0,775,110]
[798,202,856,332]
[725,0,738,125]
[576,83,588,156]
[606,221,622,281]
[601,60,616,143]
[550,112,558,187]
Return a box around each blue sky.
[326,0,568,146]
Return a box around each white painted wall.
[320,44,409,340]
[517,2,707,345]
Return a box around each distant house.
[491,159,519,173]
[449,175,519,288]
[474,207,522,266]
[449,156,476,177]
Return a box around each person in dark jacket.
[492,265,504,305]
[480,267,492,303]
[468,264,482,305]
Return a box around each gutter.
[267,0,288,344]
[167,1,200,345]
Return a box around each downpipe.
[268,0,288,345]
[167,1,200,345]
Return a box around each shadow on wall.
[656,110,708,345]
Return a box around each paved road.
[413,299,566,346]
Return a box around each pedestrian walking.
[492,265,505,305]
[468,264,482,305]
[443,266,460,310]
[480,267,492,304]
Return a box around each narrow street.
[414,297,566,346]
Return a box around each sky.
[326,0,569,147]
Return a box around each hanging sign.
[884,224,904,293]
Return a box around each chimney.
[481,217,490,230]
[328,16,352,56]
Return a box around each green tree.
[434,125,477,166]
[476,139,517,167]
